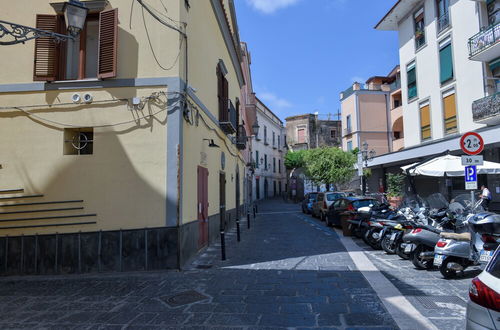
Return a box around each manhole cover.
[161,290,209,307]
[413,296,466,309]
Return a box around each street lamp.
[360,141,375,195]
[63,0,89,37]
[0,0,87,46]
[251,121,260,137]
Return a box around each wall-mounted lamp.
[63,0,89,36]
[203,139,219,148]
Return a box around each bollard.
[236,218,241,242]
[253,204,256,218]
[220,231,226,260]
[247,209,251,229]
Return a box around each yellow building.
[0,0,247,274]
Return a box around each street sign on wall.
[461,155,484,166]
[460,132,484,155]
[465,165,478,190]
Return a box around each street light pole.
[360,141,376,196]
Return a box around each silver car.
[466,246,500,329]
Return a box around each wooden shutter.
[33,15,59,81]
[443,93,457,133]
[420,105,431,140]
[98,8,118,79]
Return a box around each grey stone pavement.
[0,199,399,329]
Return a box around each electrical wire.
[136,0,186,36]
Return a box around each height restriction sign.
[460,132,484,155]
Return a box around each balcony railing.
[437,12,450,34]
[219,99,237,134]
[390,79,401,91]
[343,127,352,136]
[468,22,500,59]
[236,125,246,150]
[472,92,500,125]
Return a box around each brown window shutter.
[98,8,118,79]
[33,15,59,81]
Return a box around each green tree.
[284,150,307,170]
[304,147,356,186]
[386,173,405,197]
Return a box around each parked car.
[466,246,500,329]
[311,192,346,221]
[301,192,318,214]
[326,196,379,227]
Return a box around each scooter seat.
[439,232,471,241]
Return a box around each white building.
[252,98,286,200]
[370,0,500,203]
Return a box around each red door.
[197,166,209,249]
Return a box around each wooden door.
[197,166,209,249]
[219,172,226,231]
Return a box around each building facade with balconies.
[370,0,500,206]
[252,98,285,200]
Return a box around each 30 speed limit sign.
[460,132,484,155]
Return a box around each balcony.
[472,92,500,125]
[437,12,450,34]
[390,79,401,91]
[264,139,269,146]
[219,99,237,134]
[343,127,352,137]
[469,22,500,62]
[236,125,246,150]
[392,138,404,152]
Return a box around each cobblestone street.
[0,199,399,329]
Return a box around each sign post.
[461,132,484,208]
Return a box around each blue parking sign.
[465,165,477,182]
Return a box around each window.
[217,63,229,122]
[64,128,94,155]
[439,40,454,84]
[420,102,431,140]
[297,128,305,143]
[347,141,353,151]
[284,135,287,146]
[394,99,401,108]
[330,129,337,139]
[33,9,118,81]
[278,135,281,149]
[278,159,281,173]
[407,62,418,100]
[436,0,450,32]
[443,90,457,134]
[264,126,268,144]
[273,157,276,173]
[346,115,352,133]
[255,150,259,168]
[272,132,275,146]
[414,9,426,49]
[264,154,268,170]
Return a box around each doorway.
[219,172,226,231]
[264,179,269,198]
[197,166,209,249]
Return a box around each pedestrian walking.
[479,184,492,211]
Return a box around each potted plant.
[386,173,405,208]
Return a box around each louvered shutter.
[98,8,118,79]
[33,15,59,81]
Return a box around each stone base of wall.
[0,206,243,276]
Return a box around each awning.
[401,154,500,177]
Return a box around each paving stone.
[259,313,317,327]
[279,303,312,314]
[206,313,259,326]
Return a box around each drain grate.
[161,290,209,307]
[413,296,466,309]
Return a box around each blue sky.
[234,0,400,121]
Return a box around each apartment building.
[0,0,248,274]
[285,114,341,150]
[253,98,286,200]
[371,0,500,201]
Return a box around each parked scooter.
[434,196,499,278]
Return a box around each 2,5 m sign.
[460,132,484,155]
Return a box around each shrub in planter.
[386,173,405,208]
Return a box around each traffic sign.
[460,132,484,155]
[461,155,484,166]
[465,165,478,190]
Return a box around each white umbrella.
[401,154,500,177]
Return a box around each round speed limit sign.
[460,132,484,155]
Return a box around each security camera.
[71,93,81,103]
[83,93,93,103]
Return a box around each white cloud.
[259,92,292,109]
[246,0,300,14]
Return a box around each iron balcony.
[469,22,500,62]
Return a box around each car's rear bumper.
[466,300,496,329]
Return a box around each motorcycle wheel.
[381,235,396,254]
[395,241,410,260]
[411,245,433,270]
[439,257,461,279]
[365,228,382,250]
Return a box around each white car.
[466,246,500,329]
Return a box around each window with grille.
[64,128,94,155]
